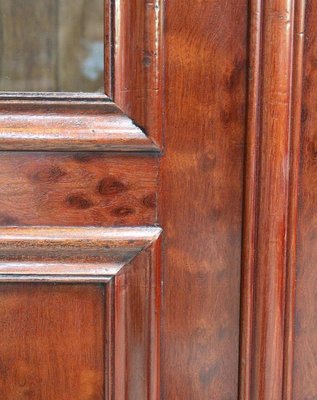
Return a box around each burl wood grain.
[0,153,158,226]
[0,283,105,400]
[161,0,247,398]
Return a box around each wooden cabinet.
[0,0,316,399]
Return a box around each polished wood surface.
[0,283,105,400]
[161,0,247,398]
[0,97,158,151]
[240,0,299,399]
[0,226,161,281]
[2,0,317,398]
[0,153,158,226]
[110,0,163,145]
[294,1,317,398]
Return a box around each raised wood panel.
[0,153,158,226]
[0,283,105,400]
[0,227,161,398]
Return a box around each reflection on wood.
[0,0,104,92]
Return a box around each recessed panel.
[0,0,104,92]
[0,283,105,400]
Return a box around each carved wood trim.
[239,0,305,399]
[0,98,157,151]
[0,0,163,152]
[0,226,162,282]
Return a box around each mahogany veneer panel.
[0,283,105,400]
[0,153,158,226]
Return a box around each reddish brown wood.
[0,153,158,226]
[0,226,161,281]
[0,283,105,400]
[293,1,317,398]
[160,0,247,398]
[283,1,305,399]
[239,1,303,399]
[0,97,158,151]
[114,240,160,400]
[112,0,163,146]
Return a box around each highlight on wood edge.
[0,226,162,282]
[0,98,160,152]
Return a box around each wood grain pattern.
[0,153,158,226]
[0,226,161,282]
[283,1,305,399]
[0,283,105,400]
[114,238,161,400]
[0,98,158,151]
[239,1,303,399]
[293,1,317,399]
[111,0,163,146]
[160,0,247,398]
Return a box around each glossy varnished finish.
[2,0,317,398]
[0,283,105,400]
[0,153,158,226]
[114,240,161,400]
[293,1,317,398]
[0,98,158,151]
[161,0,247,398]
[239,0,304,399]
[111,0,163,146]
[0,226,161,281]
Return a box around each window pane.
[0,0,104,93]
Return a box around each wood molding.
[0,226,162,282]
[109,0,163,147]
[0,97,158,151]
[0,0,164,152]
[239,0,305,399]
[113,236,161,399]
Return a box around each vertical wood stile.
[239,0,305,399]
[283,1,306,399]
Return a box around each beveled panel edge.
[239,1,305,399]
[112,236,161,400]
[0,226,162,282]
[0,98,160,152]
